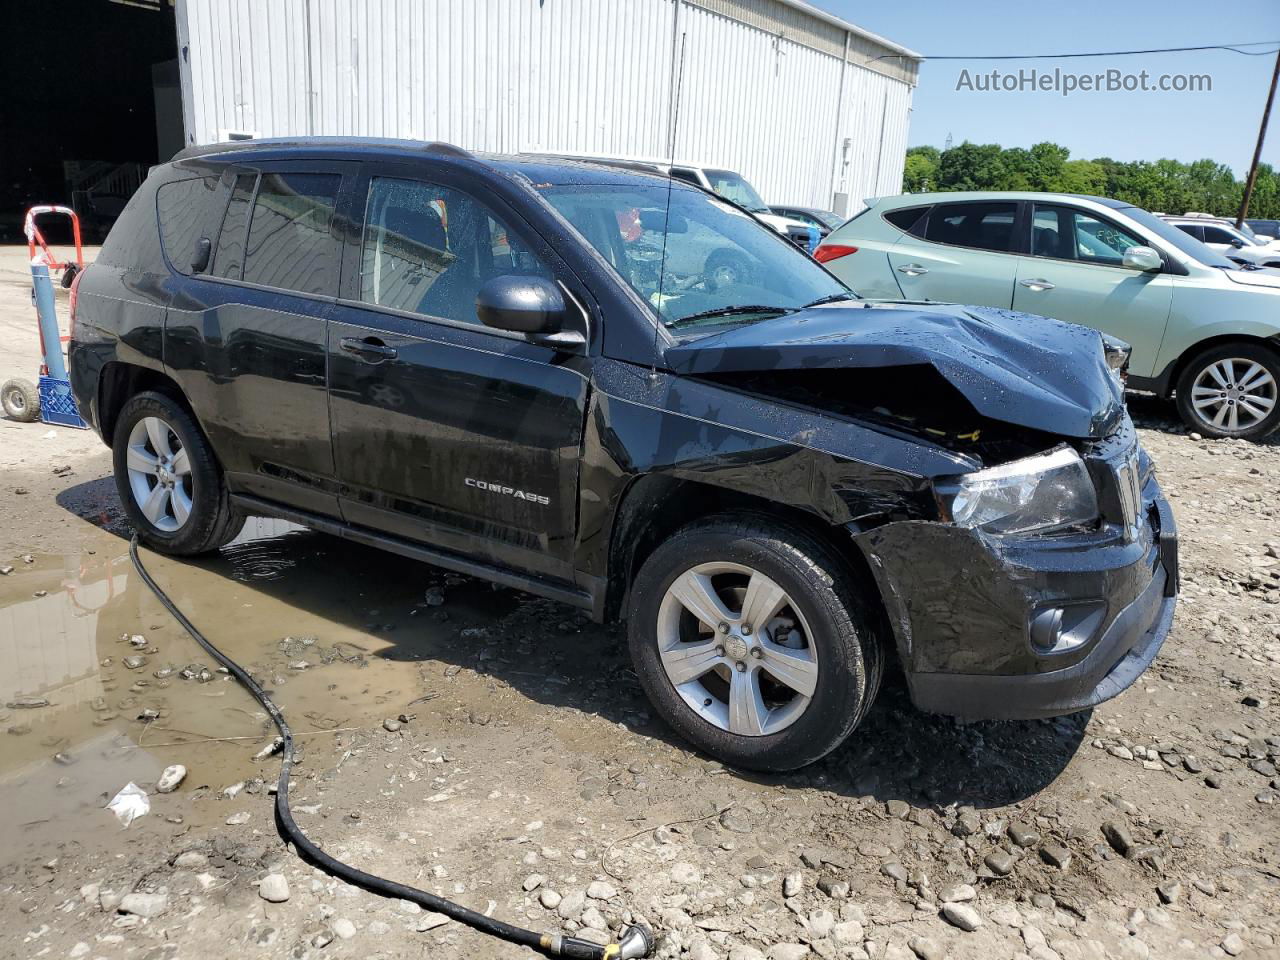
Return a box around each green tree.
[903,146,940,192]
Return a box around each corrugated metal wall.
[176,0,915,211]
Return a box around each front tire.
[627,516,884,772]
[1175,343,1280,440]
[112,391,244,555]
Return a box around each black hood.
[664,301,1124,439]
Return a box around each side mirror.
[191,237,212,273]
[476,274,566,334]
[1121,246,1162,272]
[1230,237,1245,249]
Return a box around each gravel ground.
[0,261,1277,960]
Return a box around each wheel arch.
[603,474,887,632]
[1152,333,1280,399]
[97,362,199,449]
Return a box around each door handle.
[896,263,928,276]
[1019,278,1055,291]
[339,336,398,362]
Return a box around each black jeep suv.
[69,139,1178,771]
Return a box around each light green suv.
[817,191,1280,440]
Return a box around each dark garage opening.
[0,0,179,244]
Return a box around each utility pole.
[1236,48,1280,229]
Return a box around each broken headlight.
[936,446,1099,536]
[1100,334,1131,388]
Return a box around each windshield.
[539,182,849,329]
[1121,207,1238,269]
[702,169,770,213]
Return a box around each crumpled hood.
[665,300,1124,438]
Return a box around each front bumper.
[854,475,1178,721]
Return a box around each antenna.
[651,30,687,377]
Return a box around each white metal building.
[174,0,920,214]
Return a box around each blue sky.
[823,0,1280,176]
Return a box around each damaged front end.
[666,301,1179,721]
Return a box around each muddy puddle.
[0,517,536,859]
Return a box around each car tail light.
[814,244,858,263]
[68,267,84,340]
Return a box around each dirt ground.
[1,248,1277,960]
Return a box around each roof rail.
[422,141,473,159]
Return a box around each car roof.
[170,137,682,189]
[874,190,1131,210]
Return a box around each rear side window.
[213,174,255,279]
[1201,225,1237,245]
[96,179,165,272]
[924,201,1018,252]
[156,176,222,275]
[243,172,342,295]
[883,205,929,237]
[1173,223,1203,241]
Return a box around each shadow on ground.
[54,479,1087,814]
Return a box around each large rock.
[118,893,168,918]
[258,874,290,902]
[941,902,983,932]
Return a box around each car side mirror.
[1230,237,1245,248]
[476,274,566,335]
[191,237,212,273]
[1121,246,1162,271]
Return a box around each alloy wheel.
[655,561,819,737]
[125,416,194,532]
[1189,357,1277,434]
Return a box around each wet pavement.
[0,517,530,861]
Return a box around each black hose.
[129,534,652,960]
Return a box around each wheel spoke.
[669,570,734,631]
[170,485,192,525]
[660,640,722,686]
[1192,395,1222,411]
[1228,404,1239,431]
[140,483,171,524]
[728,669,768,736]
[144,417,173,458]
[1240,395,1274,420]
[126,444,158,473]
[170,448,191,476]
[1206,362,1231,389]
[1237,363,1271,392]
[759,640,819,697]
[1212,403,1230,428]
[739,571,788,631]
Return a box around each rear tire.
[627,516,884,772]
[1174,343,1280,440]
[2,378,40,423]
[112,391,244,555]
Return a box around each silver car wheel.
[656,561,819,737]
[1190,358,1278,433]
[125,416,194,533]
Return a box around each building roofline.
[775,0,923,62]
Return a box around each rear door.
[886,199,1022,307]
[1011,203,1173,376]
[326,162,592,583]
[163,160,355,516]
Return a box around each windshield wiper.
[665,305,792,329]
[803,292,855,307]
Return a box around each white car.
[1163,217,1280,268]
[537,153,820,251]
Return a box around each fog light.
[1030,600,1107,655]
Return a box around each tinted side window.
[1173,223,1202,241]
[156,176,223,275]
[924,201,1017,252]
[883,205,929,237]
[669,168,702,186]
[359,177,551,325]
[97,179,165,272]
[213,174,256,279]
[243,172,342,295]
[1201,225,1236,245]
[1032,204,1143,265]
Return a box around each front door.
[1012,203,1173,378]
[164,161,355,516]
[326,165,591,582]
